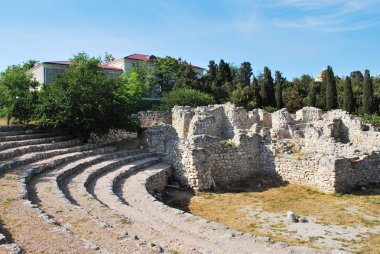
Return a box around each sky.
[1,0,380,79]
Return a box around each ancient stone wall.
[137,110,172,128]
[146,167,172,194]
[141,104,380,193]
[334,153,380,192]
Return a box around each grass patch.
[3,175,18,181]
[4,196,17,202]
[120,218,133,225]
[220,140,237,148]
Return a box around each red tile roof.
[43,61,123,71]
[126,54,152,61]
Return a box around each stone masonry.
[141,103,380,193]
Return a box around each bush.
[263,106,277,113]
[159,88,215,110]
[0,62,38,125]
[360,114,380,127]
[35,53,141,140]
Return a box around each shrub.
[159,88,215,110]
[35,53,141,140]
[360,114,380,127]
[263,106,277,113]
[0,62,39,125]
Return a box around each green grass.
[120,218,133,225]
[4,196,17,202]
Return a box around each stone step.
[0,143,104,172]
[114,163,297,254]
[0,135,72,151]
[25,150,156,254]
[0,125,30,132]
[0,132,59,142]
[0,128,43,137]
[0,139,82,161]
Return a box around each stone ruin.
[140,103,380,193]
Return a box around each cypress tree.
[323,66,338,110]
[362,69,374,114]
[275,71,284,109]
[261,66,275,107]
[308,82,317,107]
[343,77,354,113]
[252,77,262,108]
[238,62,253,87]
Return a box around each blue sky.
[1,0,380,79]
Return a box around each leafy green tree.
[363,69,374,114]
[103,52,115,63]
[230,85,253,108]
[252,77,262,108]
[283,85,302,113]
[118,70,149,113]
[323,66,338,110]
[275,71,284,109]
[211,59,233,103]
[343,76,355,113]
[238,62,252,87]
[260,66,276,107]
[174,64,199,89]
[200,60,218,94]
[154,56,181,93]
[292,74,313,99]
[160,88,215,110]
[35,53,139,140]
[308,82,317,107]
[0,62,38,125]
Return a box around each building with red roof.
[105,54,205,76]
[27,53,204,86]
[27,61,123,85]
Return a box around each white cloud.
[267,0,380,32]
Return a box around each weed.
[220,140,237,148]
[120,218,133,225]
[5,196,17,202]
[4,175,18,181]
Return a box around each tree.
[308,82,317,107]
[103,52,115,63]
[199,60,217,94]
[238,62,252,87]
[160,88,215,110]
[216,60,233,85]
[211,59,232,103]
[230,85,253,108]
[0,62,39,125]
[154,56,181,93]
[275,71,284,109]
[35,53,140,140]
[118,70,149,114]
[343,77,354,113]
[174,64,199,89]
[323,66,338,110]
[284,85,302,113]
[252,77,262,108]
[363,69,374,114]
[260,66,276,107]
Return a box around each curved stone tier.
[0,126,325,254]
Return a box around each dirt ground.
[163,177,380,254]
